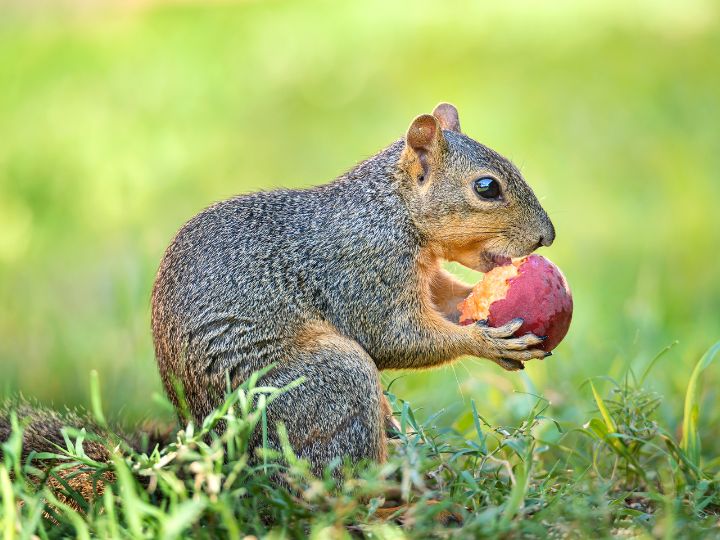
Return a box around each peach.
[458,254,572,351]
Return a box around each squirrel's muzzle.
[537,220,556,248]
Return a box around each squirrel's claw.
[474,318,547,369]
[475,317,524,338]
[494,358,525,371]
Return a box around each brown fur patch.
[398,145,425,181]
[417,246,471,326]
[424,212,498,267]
[429,269,472,323]
[416,245,450,331]
[47,465,115,512]
[294,320,364,356]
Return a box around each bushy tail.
[2,400,109,462]
[0,398,176,514]
[1,398,176,460]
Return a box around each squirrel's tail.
[1,399,113,462]
[0,398,176,513]
[1,398,176,459]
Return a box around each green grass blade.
[1,465,17,540]
[681,340,720,467]
[499,453,531,529]
[640,340,678,385]
[89,369,107,428]
[42,490,91,540]
[160,499,207,540]
[470,399,487,453]
[102,489,120,540]
[590,382,617,433]
[112,455,144,537]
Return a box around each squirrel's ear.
[432,102,461,133]
[405,114,445,176]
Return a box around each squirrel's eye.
[473,177,501,200]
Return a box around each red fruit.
[457,254,572,351]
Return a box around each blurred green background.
[1,0,719,449]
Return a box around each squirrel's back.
[151,140,421,419]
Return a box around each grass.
[1,0,720,537]
[2,342,720,538]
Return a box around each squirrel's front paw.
[473,318,549,371]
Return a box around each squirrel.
[150,102,555,475]
[2,102,555,488]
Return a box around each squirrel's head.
[398,103,555,272]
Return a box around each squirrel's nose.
[537,221,556,248]
[538,234,553,248]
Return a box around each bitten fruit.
[458,254,572,351]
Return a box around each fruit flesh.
[458,260,520,323]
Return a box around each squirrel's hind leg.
[254,325,387,476]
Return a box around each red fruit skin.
[487,255,572,351]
